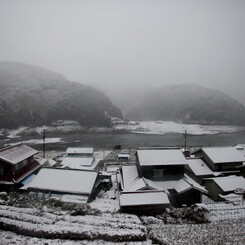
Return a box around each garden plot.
[146,219,245,245]
[0,230,151,245]
[197,197,245,221]
[0,204,146,243]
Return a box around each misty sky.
[0,0,245,104]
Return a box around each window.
[153,169,164,179]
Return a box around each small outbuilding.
[192,146,244,173]
[60,147,96,169]
[0,143,41,191]
[204,175,245,200]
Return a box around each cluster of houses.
[0,142,245,210]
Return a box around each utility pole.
[43,129,46,159]
[184,130,187,152]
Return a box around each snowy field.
[1,192,245,245]
[145,219,245,245]
[0,203,146,243]
[0,231,150,245]
[115,121,245,135]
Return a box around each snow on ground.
[4,121,85,139]
[0,231,151,245]
[4,120,244,139]
[22,137,63,145]
[115,121,245,135]
[89,193,120,213]
[4,138,63,147]
[7,127,29,138]
[94,150,111,161]
[198,201,245,221]
[0,203,146,243]
[147,218,245,245]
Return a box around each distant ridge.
[124,84,245,125]
[0,62,122,129]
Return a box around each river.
[2,131,245,151]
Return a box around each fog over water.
[0,0,245,105]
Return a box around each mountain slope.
[0,62,122,129]
[124,84,245,125]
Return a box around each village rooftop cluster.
[0,143,245,211]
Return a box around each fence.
[199,195,245,221]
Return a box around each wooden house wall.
[218,162,241,171]
[179,189,202,206]
[205,180,223,200]
[141,165,185,181]
[0,160,13,176]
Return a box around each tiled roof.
[0,143,38,165]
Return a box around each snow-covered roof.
[0,143,38,165]
[126,177,163,192]
[120,191,170,207]
[23,168,98,195]
[155,174,207,194]
[234,144,245,150]
[197,147,245,164]
[137,149,187,166]
[61,156,94,169]
[207,176,245,192]
[121,165,139,190]
[186,158,222,176]
[66,147,94,155]
[175,174,207,194]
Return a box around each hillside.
[124,84,245,125]
[0,62,122,129]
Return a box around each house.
[204,175,245,200]
[185,158,223,185]
[136,149,187,181]
[118,164,170,211]
[118,148,207,209]
[60,147,96,170]
[0,143,42,191]
[192,146,244,173]
[21,168,102,203]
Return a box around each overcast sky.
[0,0,245,104]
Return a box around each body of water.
[2,131,245,151]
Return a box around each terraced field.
[0,204,146,243]
[1,194,245,245]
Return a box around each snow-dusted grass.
[198,202,245,221]
[0,203,146,242]
[4,120,244,140]
[147,219,245,245]
[0,230,150,245]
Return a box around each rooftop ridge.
[0,143,23,152]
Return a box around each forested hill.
[124,84,245,125]
[0,62,122,129]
